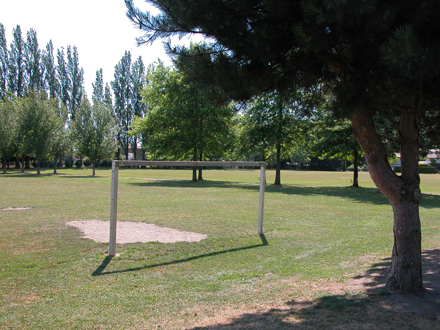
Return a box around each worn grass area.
[0,168,439,329]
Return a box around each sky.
[0,0,190,97]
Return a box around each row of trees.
[0,23,150,174]
[0,23,84,118]
[0,89,117,176]
[1,58,363,182]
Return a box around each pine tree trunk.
[388,200,422,291]
[350,107,423,293]
[353,147,359,187]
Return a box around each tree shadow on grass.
[128,180,391,206]
[92,234,269,276]
[127,179,440,208]
[187,249,440,329]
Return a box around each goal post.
[109,160,266,257]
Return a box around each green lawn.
[0,168,439,329]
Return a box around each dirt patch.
[0,207,32,211]
[66,220,208,244]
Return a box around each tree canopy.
[130,61,233,181]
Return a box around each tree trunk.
[15,156,20,169]
[353,147,359,187]
[198,152,203,181]
[54,156,59,174]
[2,157,6,173]
[274,143,281,185]
[36,156,41,175]
[21,156,24,173]
[350,107,423,293]
[192,147,197,182]
[93,160,96,176]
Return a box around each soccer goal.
[109,160,266,256]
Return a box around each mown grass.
[0,168,439,329]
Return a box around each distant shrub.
[83,159,92,167]
[361,164,369,172]
[64,158,73,168]
[75,159,82,168]
[100,159,111,167]
[394,165,436,174]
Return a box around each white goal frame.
[109,160,266,256]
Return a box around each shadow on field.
[188,249,440,329]
[92,234,269,276]
[129,180,392,206]
[128,179,440,208]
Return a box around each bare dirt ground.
[0,207,32,210]
[66,220,208,244]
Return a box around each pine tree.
[0,23,9,99]
[8,25,26,97]
[42,40,59,99]
[25,28,43,92]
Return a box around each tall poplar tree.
[126,0,440,292]
[8,25,26,97]
[42,40,59,99]
[92,68,104,105]
[25,28,43,92]
[0,23,8,99]
[130,56,146,159]
[66,45,84,120]
[57,47,70,108]
[111,51,133,159]
[104,82,113,108]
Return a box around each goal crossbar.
[109,160,266,256]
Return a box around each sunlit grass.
[0,168,439,329]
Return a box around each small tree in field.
[18,90,59,175]
[71,99,118,176]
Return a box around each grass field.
[0,168,439,329]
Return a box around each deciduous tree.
[71,98,118,176]
[130,62,233,181]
